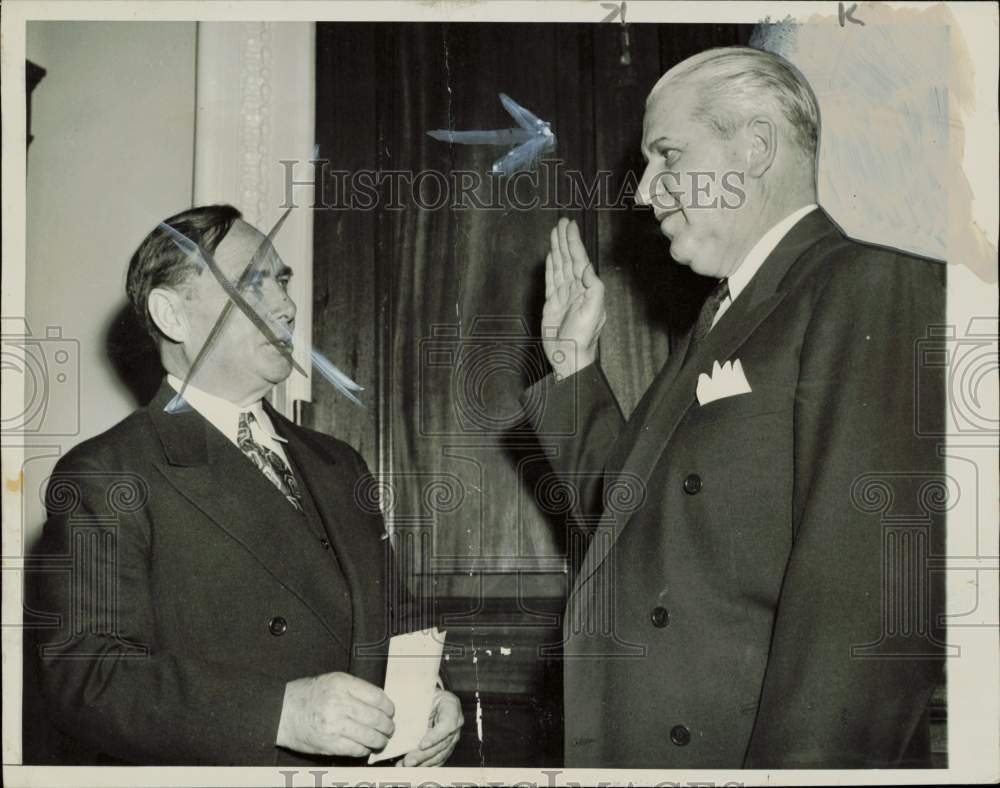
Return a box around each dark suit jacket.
[528,209,947,768]
[31,381,398,765]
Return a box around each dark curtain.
[310,21,753,591]
[309,22,753,765]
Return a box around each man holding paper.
[31,205,462,766]
[526,47,945,768]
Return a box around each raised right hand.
[276,672,395,758]
[541,217,606,380]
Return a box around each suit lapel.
[267,404,388,669]
[570,209,844,599]
[601,326,692,480]
[148,382,352,656]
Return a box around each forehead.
[642,81,702,144]
[212,219,284,276]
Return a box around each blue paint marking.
[427,93,556,176]
[161,204,365,412]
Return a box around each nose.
[636,161,657,207]
[255,277,296,328]
[636,163,677,212]
[638,168,682,216]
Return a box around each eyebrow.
[642,136,678,161]
[238,260,293,285]
[266,263,293,278]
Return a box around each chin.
[673,244,717,278]
[668,240,694,269]
[686,258,719,277]
[258,359,294,386]
[269,367,294,386]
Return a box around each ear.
[147,287,189,344]
[746,115,778,178]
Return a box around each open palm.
[541,217,606,380]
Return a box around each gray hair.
[649,46,820,160]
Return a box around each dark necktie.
[237,411,304,512]
[685,278,730,361]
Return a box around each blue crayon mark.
[427,93,556,176]
[164,392,194,415]
[158,223,306,377]
[158,213,365,411]
[427,128,538,146]
[310,348,365,407]
[490,132,553,176]
[257,304,365,407]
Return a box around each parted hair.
[649,46,821,160]
[126,204,242,341]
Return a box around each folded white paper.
[696,358,752,406]
[368,627,446,764]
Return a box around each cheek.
[230,313,265,345]
[689,203,726,233]
[188,316,218,347]
[673,215,722,258]
[209,326,257,366]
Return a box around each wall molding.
[193,22,316,420]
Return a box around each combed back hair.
[126,204,242,341]
[649,46,820,160]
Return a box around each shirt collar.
[726,204,817,300]
[165,375,287,444]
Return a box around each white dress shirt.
[166,375,291,465]
[711,203,817,328]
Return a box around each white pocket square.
[696,359,752,406]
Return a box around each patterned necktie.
[685,278,730,360]
[236,411,304,513]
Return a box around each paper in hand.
[368,627,446,764]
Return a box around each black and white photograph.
[1,1,997,786]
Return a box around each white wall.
[24,21,197,546]
[753,20,950,261]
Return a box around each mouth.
[654,207,684,234]
[265,321,295,349]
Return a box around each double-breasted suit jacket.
[32,381,398,765]
[528,209,947,768]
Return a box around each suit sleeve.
[346,446,465,695]
[345,446,418,636]
[524,363,626,521]
[33,453,288,765]
[743,256,947,768]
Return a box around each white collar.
[165,375,287,446]
[727,204,817,301]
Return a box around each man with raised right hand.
[528,46,946,768]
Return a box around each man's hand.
[541,217,606,381]
[276,672,395,758]
[396,689,464,767]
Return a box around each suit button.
[267,616,288,636]
[683,474,702,495]
[650,606,670,628]
[670,725,691,746]
[320,538,330,549]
